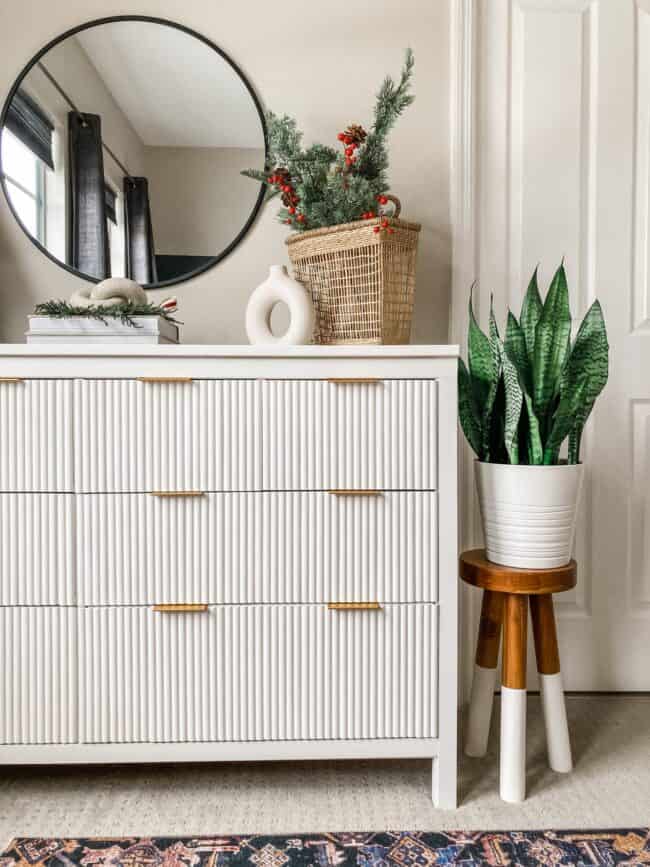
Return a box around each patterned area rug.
[2,832,650,867]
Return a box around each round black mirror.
[0,16,267,289]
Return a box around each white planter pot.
[475,462,585,569]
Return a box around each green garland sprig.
[33,299,182,329]
[242,49,415,232]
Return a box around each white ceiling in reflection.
[74,22,263,149]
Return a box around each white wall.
[146,146,265,257]
[0,0,451,344]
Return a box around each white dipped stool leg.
[500,685,527,802]
[539,672,572,772]
[531,594,573,774]
[500,594,528,803]
[465,590,504,757]
[466,665,498,757]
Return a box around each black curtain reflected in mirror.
[6,89,54,169]
[68,112,110,279]
[124,176,157,285]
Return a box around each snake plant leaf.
[533,262,572,431]
[479,297,504,460]
[488,295,500,346]
[504,310,543,464]
[568,427,581,466]
[563,299,609,463]
[457,265,608,467]
[504,311,533,395]
[520,266,543,363]
[502,348,523,464]
[543,378,587,464]
[468,292,497,412]
[458,358,483,458]
[523,394,544,464]
[481,371,502,461]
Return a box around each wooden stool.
[460,549,576,803]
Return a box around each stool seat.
[460,549,577,595]
[461,548,574,803]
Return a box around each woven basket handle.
[384,194,401,218]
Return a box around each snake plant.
[458,263,609,465]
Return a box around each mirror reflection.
[1,18,266,287]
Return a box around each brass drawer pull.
[328,602,382,611]
[328,489,381,496]
[150,491,205,498]
[153,603,208,613]
[137,377,193,383]
[0,377,24,383]
[327,377,382,384]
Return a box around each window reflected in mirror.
[0,17,267,288]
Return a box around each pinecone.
[344,124,367,145]
[281,190,299,207]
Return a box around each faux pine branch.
[242,50,415,232]
[458,263,609,465]
[33,299,181,328]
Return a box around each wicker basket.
[285,198,421,345]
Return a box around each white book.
[26,315,179,344]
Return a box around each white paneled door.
[463,0,648,688]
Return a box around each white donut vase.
[246,265,314,345]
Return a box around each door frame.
[450,0,480,701]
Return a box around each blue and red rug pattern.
[3,832,650,867]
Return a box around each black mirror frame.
[0,14,268,291]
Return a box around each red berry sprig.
[373,217,395,236]
[361,193,394,227]
[267,168,306,228]
[337,124,367,169]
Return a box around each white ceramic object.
[70,278,147,308]
[475,462,585,568]
[246,265,314,345]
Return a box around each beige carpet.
[1,695,648,840]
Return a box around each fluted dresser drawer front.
[80,604,437,743]
[262,379,437,490]
[77,491,437,604]
[0,379,73,492]
[0,494,74,605]
[0,607,77,744]
[75,379,261,492]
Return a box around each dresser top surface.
[0,344,459,359]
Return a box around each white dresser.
[0,344,459,808]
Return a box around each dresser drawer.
[77,491,437,604]
[80,603,437,743]
[0,607,77,744]
[75,379,261,492]
[0,379,73,491]
[262,379,437,490]
[0,494,74,605]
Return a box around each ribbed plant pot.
[475,462,585,569]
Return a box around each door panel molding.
[451,0,610,690]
